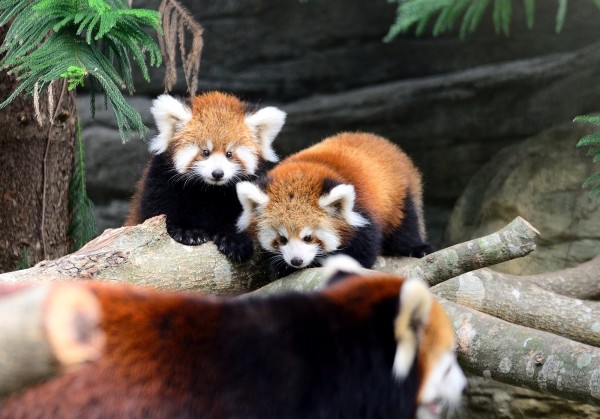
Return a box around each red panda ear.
[236,181,269,231]
[321,255,366,285]
[149,94,192,154]
[393,279,432,379]
[318,184,369,227]
[244,107,286,162]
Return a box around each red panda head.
[148,91,286,185]
[236,164,369,269]
[322,255,467,419]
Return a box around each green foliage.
[15,246,30,270]
[68,119,97,250]
[0,0,162,141]
[574,115,600,197]
[384,0,576,41]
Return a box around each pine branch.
[0,0,162,141]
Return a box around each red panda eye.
[278,236,288,245]
[303,235,312,243]
[226,151,233,159]
[202,149,210,157]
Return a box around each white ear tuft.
[236,181,269,231]
[245,107,286,162]
[318,184,369,227]
[393,278,432,379]
[149,94,192,154]
[321,255,364,281]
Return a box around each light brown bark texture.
[0,283,104,397]
[440,299,600,406]
[1,214,599,407]
[0,216,537,295]
[0,26,77,272]
[0,216,273,294]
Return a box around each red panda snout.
[171,142,259,185]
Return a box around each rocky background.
[78,1,600,416]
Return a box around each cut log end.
[44,284,105,366]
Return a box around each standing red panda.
[0,256,466,419]
[236,132,433,278]
[125,91,286,262]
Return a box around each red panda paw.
[411,243,434,258]
[166,223,211,246]
[214,231,254,262]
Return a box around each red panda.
[236,131,432,278]
[0,256,465,419]
[125,91,286,262]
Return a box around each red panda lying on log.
[0,256,464,419]
[125,91,286,262]
[236,132,433,278]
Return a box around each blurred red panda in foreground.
[0,256,465,419]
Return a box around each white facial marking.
[257,227,277,252]
[280,238,318,268]
[416,352,467,419]
[314,227,341,252]
[244,106,286,162]
[236,146,259,174]
[149,94,192,154]
[174,145,200,173]
[206,140,214,152]
[319,184,369,227]
[192,153,240,185]
[236,182,269,232]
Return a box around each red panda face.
[391,277,467,419]
[148,92,286,186]
[323,255,467,419]
[237,171,368,269]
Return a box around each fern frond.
[68,120,97,250]
[574,115,600,197]
[385,0,594,40]
[15,246,30,271]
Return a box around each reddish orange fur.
[264,132,424,233]
[323,273,456,401]
[125,92,260,226]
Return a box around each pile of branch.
[1,216,599,406]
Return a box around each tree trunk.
[0,26,77,272]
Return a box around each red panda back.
[280,132,423,230]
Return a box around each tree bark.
[0,26,77,272]
[0,283,104,397]
[440,299,600,407]
[0,216,273,294]
[1,214,599,407]
[0,216,537,294]
[433,269,600,347]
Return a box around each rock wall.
[80,0,600,246]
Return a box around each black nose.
[290,257,303,267]
[212,169,224,180]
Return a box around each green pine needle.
[0,0,162,141]
[68,120,97,250]
[574,114,600,198]
[384,0,595,41]
[14,246,30,271]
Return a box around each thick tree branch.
[0,216,272,294]
[440,299,600,407]
[0,216,538,294]
[0,283,104,397]
[373,216,539,286]
[433,269,600,347]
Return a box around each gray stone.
[82,124,150,201]
[130,1,600,101]
[444,122,600,275]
